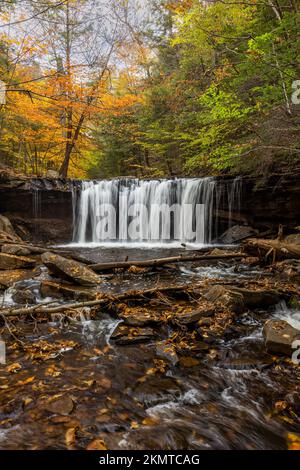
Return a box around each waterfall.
[72,178,240,246]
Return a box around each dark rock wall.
[0,174,299,243]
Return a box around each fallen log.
[90,252,244,272]
[244,238,300,261]
[0,283,200,317]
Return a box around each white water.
[72,178,240,246]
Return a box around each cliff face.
[215,174,300,230]
[0,172,299,243]
[0,174,76,243]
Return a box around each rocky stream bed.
[0,219,300,450]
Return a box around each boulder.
[110,324,156,345]
[218,225,257,244]
[263,319,300,355]
[41,252,100,286]
[12,289,36,305]
[0,269,37,288]
[204,285,280,312]
[40,280,96,301]
[230,287,280,309]
[1,244,31,256]
[204,285,244,313]
[0,253,36,270]
[175,303,215,325]
[118,307,162,327]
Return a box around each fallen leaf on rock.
[86,439,107,450]
[45,366,61,377]
[22,397,33,407]
[65,427,78,449]
[286,432,300,450]
[6,363,22,373]
[17,376,35,386]
[142,417,160,426]
[130,421,139,429]
[275,400,288,411]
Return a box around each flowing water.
[72,178,233,246]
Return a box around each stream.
[0,247,300,450]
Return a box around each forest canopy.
[0,0,300,179]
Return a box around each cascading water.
[72,178,240,246]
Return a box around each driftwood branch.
[0,283,200,317]
[90,253,244,272]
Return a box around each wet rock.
[178,357,200,368]
[118,306,162,327]
[45,395,75,415]
[231,287,280,309]
[0,252,36,270]
[41,252,100,286]
[155,340,179,366]
[204,285,244,313]
[12,289,36,305]
[40,280,96,301]
[289,296,300,310]
[218,357,274,370]
[0,269,37,288]
[133,376,182,406]
[218,225,257,244]
[204,285,280,312]
[263,319,300,355]
[286,391,300,412]
[110,324,156,345]
[1,244,31,256]
[175,303,215,325]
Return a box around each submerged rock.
[41,252,100,286]
[110,324,156,345]
[12,289,36,305]
[263,319,300,355]
[155,340,179,366]
[0,252,36,270]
